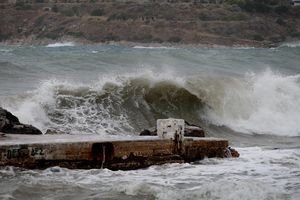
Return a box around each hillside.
[1,0,300,47]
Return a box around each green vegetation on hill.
[225,0,291,13]
[0,0,299,46]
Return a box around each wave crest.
[280,41,300,48]
[206,70,300,136]
[1,70,300,137]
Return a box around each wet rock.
[0,107,42,135]
[45,129,64,135]
[225,147,240,158]
[230,147,240,158]
[139,129,157,136]
[184,125,205,137]
[139,122,205,137]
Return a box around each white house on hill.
[292,0,300,6]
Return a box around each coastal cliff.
[1,0,300,47]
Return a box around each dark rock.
[184,125,205,137]
[229,147,240,158]
[139,121,205,137]
[140,129,157,136]
[224,147,240,158]
[0,107,42,134]
[45,129,64,135]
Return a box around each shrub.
[253,34,264,41]
[132,34,153,43]
[276,17,286,26]
[103,34,120,41]
[107,12,131,21]
[142,34,153,42]
[15,2,32,10]
[242,1,272,13]
[153,37,164,43]
[71,6,80,16]
[52,5,58,13]
[35,16,45,27]
[0,33,10,42]
[90,9,104,16]
[290,6,300,17]
[223,13,248,21]
[198,13,210,21]
[236,0,292,13]
[42,32,60,40]
[68,32,84,38]
[225,0,245,5]
[61,7,79,17]
[274,5,289,14]
[290,32,300,38]
[168,36,182,43]
[261,0,286,6]
[234,0,272,13]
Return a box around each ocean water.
[0,43,300,200]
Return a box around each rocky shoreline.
[0,39,275,49]
[1,1,300,48]
[0,107,42,135]
[1,35,276,48]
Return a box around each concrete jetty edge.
[0,134,229,170]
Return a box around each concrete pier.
[0,134,228,170]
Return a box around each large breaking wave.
[1,70,300,137]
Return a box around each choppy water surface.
[0,43,300,199]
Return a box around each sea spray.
[205,70,300,136]
[1,44,300,200]
[2,147,299,199]
[1,69,300,137]
[46,42,75,48]
[280,41,300,48]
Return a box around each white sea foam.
[115,147,300,200]
[133,46,177,49]
[0,80,57,132]
[205,70,300,136]
[1,147,299,199]
[46,42,75,47]
[233,46,256,50]
[1,78,135,135]
[1,69,300,137]
[0,49,13,53]
[280,41,300,48]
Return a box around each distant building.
[291,0,300,6]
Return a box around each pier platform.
[0,134,228,170]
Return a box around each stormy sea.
[0,43,300,200]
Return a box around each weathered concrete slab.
[0,134,228,170]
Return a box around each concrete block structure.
[0,134,229,170]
